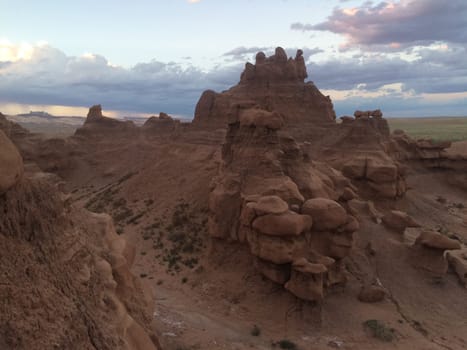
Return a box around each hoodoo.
[193,47,336,137]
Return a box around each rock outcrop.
[0,135,159,350]
[202,49,420,301]
[382,210,420,234]
[142,112,181,135]
[392,129,467,176]
[208,103,357,301]
[323,110,407,198]
[0,112,30,140]
[447,249,467,287]
[0,130,24,194]
[75,105,137,136]
[192,47,336,136]
[411,230,461,276]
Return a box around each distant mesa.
[75,104,137,136]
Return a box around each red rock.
[0,130,23,194]
[301,198,347,231]
[255,258,291,284]
[249,195,289,215]
[358,285,386,303]
[252,211,312,236]
[382,210,420,233]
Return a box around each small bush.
[277,339,297,349]
[363,319,395,342]
[251,325,261,337]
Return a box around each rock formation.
[75,104,137,136]
[193,47,336,136]
[0,130,24,194]
[411,229,461,276]
[446,249,467,286]
[202,49,421,301]
[382,210,420,234]
[208,102,358,301]
[0,134,159,350]
[0,112,30,140]
[142,112,181,135]
[321,110,407,198]
[392,129,467,170]
[191,48,407,199]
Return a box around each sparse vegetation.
[251,324,261,336]
[276,339,297,349]
[363,319,395,342]
[149,202,206,273]
[388,117,467,142]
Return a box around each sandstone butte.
[1,47,467,350]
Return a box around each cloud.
[223,46,323,62]
[291,0,467,51]
[187,0,201,3]
[0,42,242,116]
[308,45,467,95]
[1,41,465,118]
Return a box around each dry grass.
[387,117,467,142]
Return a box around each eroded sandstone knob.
[301,197,347,231]
[411,230,461,276]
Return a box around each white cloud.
[0,40,240,116]
[1,40,466,118]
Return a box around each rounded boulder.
[301,198,347,231]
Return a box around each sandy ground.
[55,136,467,350]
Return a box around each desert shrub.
[276,340,297,349]
[251,325,261,336]
[126,211,146,225]
[113,207,134,223]
[363,319,395,342]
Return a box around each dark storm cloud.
[291,0,467,50]
[1,43,466,118]
[308,45,467,94]
[0,45,242,116]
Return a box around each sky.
[0,0,466,118]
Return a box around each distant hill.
[6,112,86,137]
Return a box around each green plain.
[387,117,467,142]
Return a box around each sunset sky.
[1,0,466,118]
